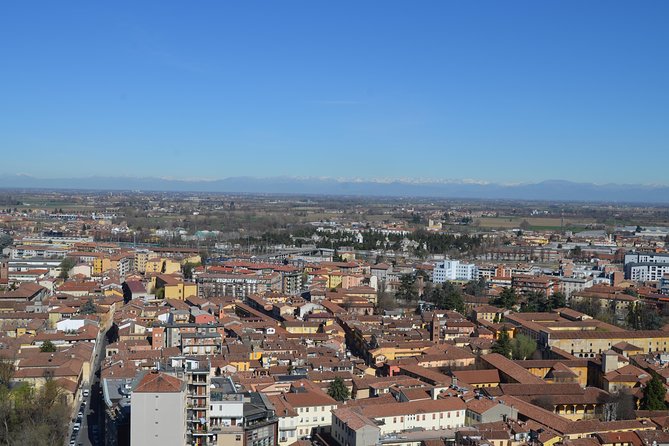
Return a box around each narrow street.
[68,326,109,446]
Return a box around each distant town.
[3,190,669,446]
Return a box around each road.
[68,326,109,446]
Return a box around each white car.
[82,389,89,397]
[73,422,81,430]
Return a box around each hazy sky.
[1,1,668,184]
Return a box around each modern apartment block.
[129,358,279,446]
[433,259,478,283]
[130,371,187,446]
[624,251,669,280]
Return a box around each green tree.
[430,282,465,314]
[40,340,56,353]
[58,257,75,279]
[464,277,487,297]
[396,274,419,302]
[182,261,201,280]
[0,379,69,444]
[493,287,518,310]
[327,377,350,402]
[491,330,512,358]
[521,291,563,313]
[511,334,537,360]
[641,374,667,410]
[551,291,567,309]
[623,288,638,297]
[80,298,98,315]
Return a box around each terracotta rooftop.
[134,371,185,393]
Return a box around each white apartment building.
[559,276,594,298]
[281,385,338,439]
[627,263,669,282]
[130,371,187,446]
[433,259,478,283]
[624,252,669,281]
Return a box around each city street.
[68,327,109,446]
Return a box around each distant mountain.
[0,174,668,203]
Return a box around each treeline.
[0,359,69,445]
[250,227,483,254]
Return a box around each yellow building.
[164,282,197,300]
[134,250,152,273]
[326,272,343,289]
[283,320,320,334]
[93,257,112,276]
[523,361,588,387]
[144,258,164,274]
[368,342,432,363]
[182,255,202,265]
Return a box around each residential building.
[332,398,466,446]
[130,371,187,446]
[433,260,478,283]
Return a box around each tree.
[376,287,397,312]
[0,379,70,444]
[571,246,583,259]
[623,288,638,297]
[491,330,512,358]
[80,298,98,315]
[464,277,487,297]
[429,282,465,314]
[182,262,200,280]
[0,355,15,387]
[332,249,345,262]
[396,274,419,302]
[552,291,567,309]
[58,257,75,280]
[520,291,565,313]
[327,377,350,402]
[511,334,537,360]
[641,374,667,410]
[601,389,636,421]
[627,302,662,330]
[493,287,518,310]
[40,340,56,353]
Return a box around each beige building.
[131,371,187,446]
[332,397,466,446]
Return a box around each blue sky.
[1,1,668,184]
